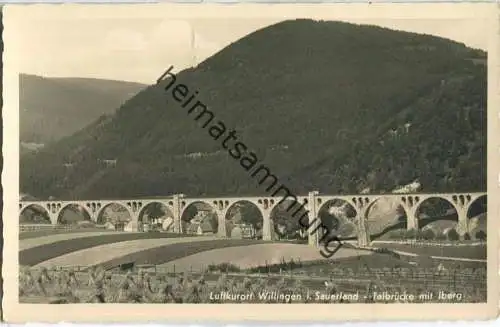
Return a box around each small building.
[187,220,214,235]
[230,223,256,239]
[240,224,256,238]
[99,159,118,168]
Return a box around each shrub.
[414,230,425,240]
[404,229,417,239]
[373,247,401,259]
[374,247,391,254]
[475,230,487,241]
[435,233,447,241]
[389,230,406,240]
[421,229,435,240]
[206,263,240,273]
[447,228,460,241]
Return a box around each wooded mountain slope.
[20,19,487,199]
[20,74,146,144]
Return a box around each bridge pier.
[172,194,183,233]
[87,210,99,223]
[49,212,59,225]
[351,197,370,248]
[456,207,469,237]
[406,211,418,231]
[216,209,227,238]
[400,196,422,231]
[46,202,63,225]
[262,210,272,241]
[126,204,141,232]
[307,191,319,247]
[307,212,319,247]
[209,200,229,238]
[447,194,473,237]
[357,217,370,248]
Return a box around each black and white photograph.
[2,3,498,322]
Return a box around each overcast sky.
[11,14,489,84]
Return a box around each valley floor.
[18,228,487,304]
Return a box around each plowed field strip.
[19,228,113,240]
[98,239,274,270]
[20,231,128,250]
[33,236,217,268]
[20,233,184,266]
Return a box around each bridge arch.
[224,200,263,239]
[466,194,487,240]
[317,197,356,214]
[414,196,459,237]
[20,204,51,224]
[467,194,487,218]
[363,196,410,240]
[56,203,92,225]
[180,200,218,235]
[269,198,307,241]
[95,202,134,230]
[317,198,357,242]
[137,201,175,232]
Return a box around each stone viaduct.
[19,191,486,247]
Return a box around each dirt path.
[389,249,487,263]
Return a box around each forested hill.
[20,74,146,145]
[20,19,487,200]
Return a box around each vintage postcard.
[2,2,499,322]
